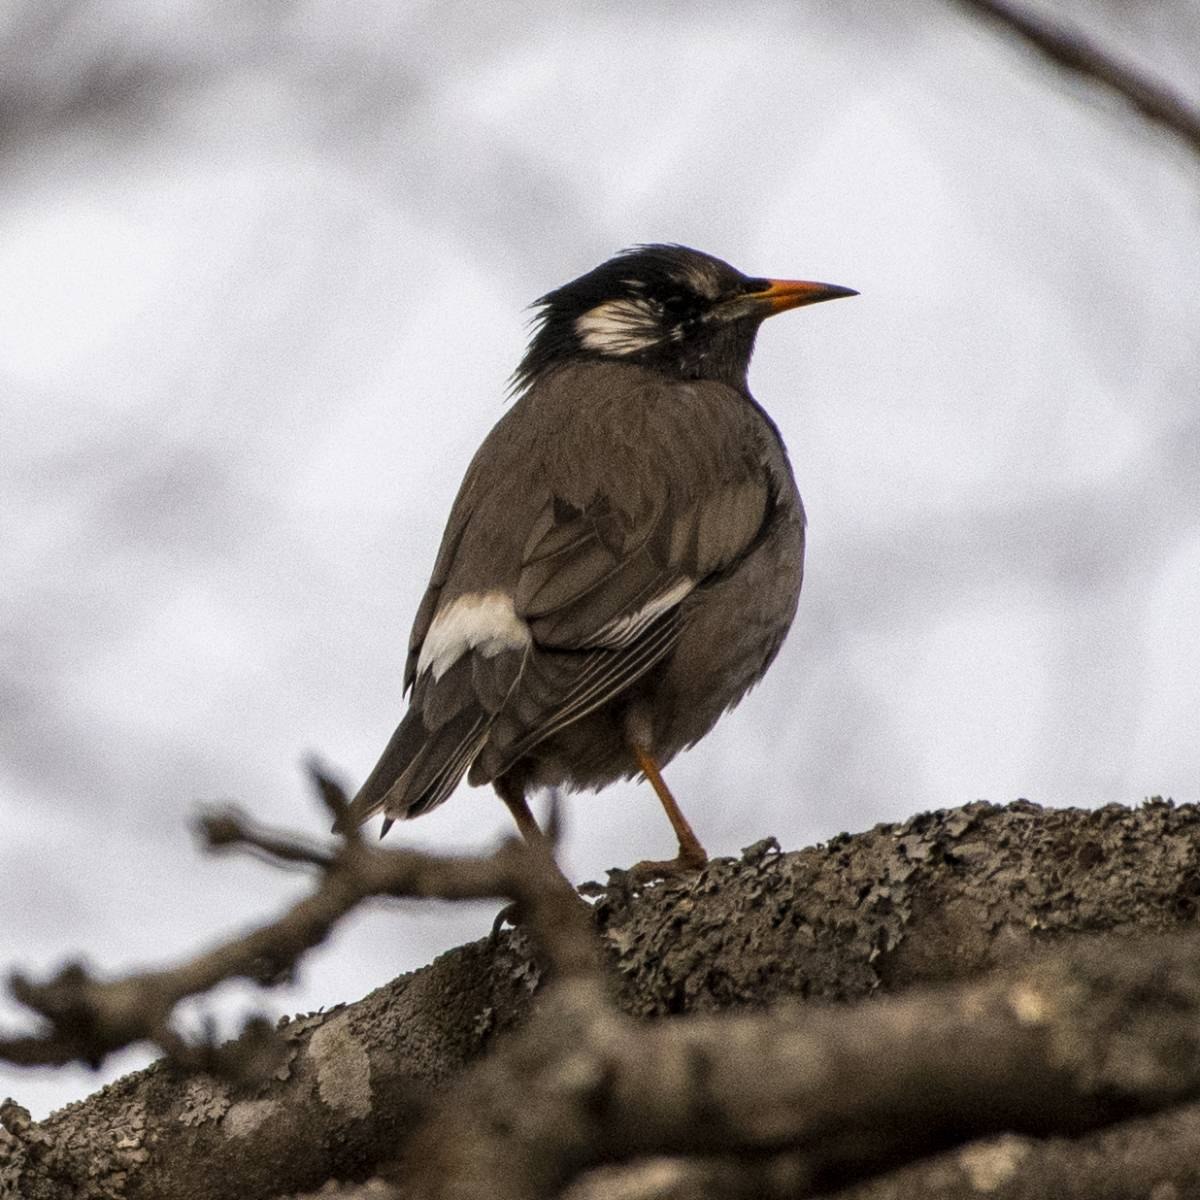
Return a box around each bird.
[344,244,856,874]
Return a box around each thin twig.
[0,774,597,1071]
[952,0,1200,159]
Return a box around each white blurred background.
[2,0,1198,1116]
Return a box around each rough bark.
[404,931,1200,1198]
[823,1105,1200,1200]
[3,798,1199,1199]
[562,1106,1200,1200]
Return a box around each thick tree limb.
[823,1104,1200,1200]
[559,1104,1200,1200]
[405,929,1200,1199]
[560,1104,1200,1199]
[951,0,1200,159]
[5,799,1200,1200]
[276,1182,400,1200]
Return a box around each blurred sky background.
[2,0,1199,1117]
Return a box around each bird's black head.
[513,244,856,394]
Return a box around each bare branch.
[8,799,1200,1200]
[305,758,361,844]
[0,778,596,1072]
[822,1107,1200,1200]
[951,0,1200,159]
[407,930,1200,1199]
[560,1106,1200,1200]
[561,1152,814,1200]
[274,1181,402,1200]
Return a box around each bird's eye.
[661,294,691,317]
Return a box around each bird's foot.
[489,900,521,944]
[626,846,708,882]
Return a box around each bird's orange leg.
[631,745,708,877]
[494,772,544,846]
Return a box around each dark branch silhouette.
[0,768,594,1074]
[952,0,1200,158]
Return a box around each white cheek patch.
[575,298,661,356]
[593,578,694,648]
[418,591,532,680]
[681,263,720,301]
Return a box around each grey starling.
[345,245,856,873]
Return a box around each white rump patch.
[575,298,662,356]
[418,591,532,680]
[593,578,694,648]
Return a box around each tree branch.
[951,0,1200,159]
[819,1105,1200,1200]
[404,928,1200,1199]
[6,798,1200,1200]
[0,769,595,1073]
[558,1103,1200,1200]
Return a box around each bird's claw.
[489,901,521,943]
[626,849,708,883]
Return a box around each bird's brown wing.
[402,497,474,696]
[470,473,773,781]
[518,476,775,651]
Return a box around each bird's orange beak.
[749,278,859,314]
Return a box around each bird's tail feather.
[339,707,486,834]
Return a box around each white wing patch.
[592,578,694,648]
[418,591,532,680]
[575,298,662,355]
